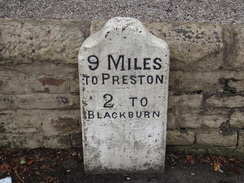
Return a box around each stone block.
[0,73,69,94]
[168,94,202,109]
[228,77,244,93]
[169,71,244,93]
[69,78,80,94]
[170,71,219,93]
[167,109,177,129]
[0,19,86,64]
[233,25,244,71]
[43,135,71,149]
[230,111,244,128]
[205,95,244,108]
[196,131,237,147]
[0,134,10,148]
[90,20,106,34]
[223,25,244,71]
[10,134,44,149]
[0,64,78,94]
[169,108,229,129]
[1,63,78,78]
[0,94,80,110]
[41,110,81,135]
[0,110,80,134]
[166,129,195,145]
[178,113,228,129]
[144,22,224,71]
[0,110,42,133]
[239,130,244,147]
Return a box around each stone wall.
[0,18,243,155]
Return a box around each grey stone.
[196,131,237,147]
[0,94,79,110]
[0,19,86,65]
[79,17,169,173]
[230,111,244,128]
[167,130,195,145]
[205,95,244,108]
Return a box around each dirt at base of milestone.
[0,149,244,183]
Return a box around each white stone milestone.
[78,17,169,174]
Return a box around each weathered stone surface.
[178,113,228,129]
[233,25,244,71]
[0,19,86,64]
[228,78,244,93]
[0,94,79,110]
[0,135,10,148]
[169,71,244,93]
[0,110,42,133]
[41,110,80,135]
[223,25,244,71]
[1,63,78,77]
[90,20,106,35]
[168,94,202,109]
[0,72,72,94]
[69,78,80,94]
[169,108,230,129]
[196,131,237,146]
[9,134,44,149]
[0,110,80,134]
[79,17,169,173]
[0,64,78,94]
[166,130,195,145]
[230,111,244,128]
[167,109,177,129]
[43,135,71,149]
[205,95,244,108]
[3,132,74,149]
[239,130,244,147]
[144,22,224,71]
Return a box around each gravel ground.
[0,0,243,24]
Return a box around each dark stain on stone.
[57,96,69,103]
[175,28,194,39]
[220,120,236,136]
[0,123,6,133]
[82,100,87,106]
[122,27,126,32]
[219,78,237,94]
[179,128,188,134]
[83,106,87,119]
[38,77,65,87]
[44,88,50,93]
[105,31,110,38]
[71,133,82,147]
[195,35,203,39]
